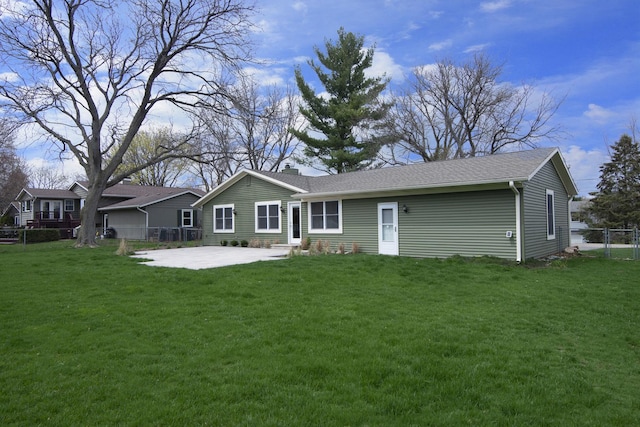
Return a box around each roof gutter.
[509,181,523,263]
[137,206,148,234]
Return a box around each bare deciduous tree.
[230,79,302,172]
[113,127,192,187]
[0,118,28,209]
[192,78,303,190]
[385,53,562,164]
[0,0,254,246]
[28,165,69,189]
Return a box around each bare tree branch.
[384,53,564,163]
[0,0,254,246]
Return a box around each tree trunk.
[75,180,107,247]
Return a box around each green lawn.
[1,241,639,425]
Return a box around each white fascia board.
[139,190,200,208]
[15,188,34,200]
[68,181,88,192]
[527,148,579,196]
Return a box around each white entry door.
[288,202,302,245]
[378,202,399,255]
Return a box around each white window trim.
[255,200,282,233]
[40,200,63,219]
[64,199,74,212]
[546,189,556,240]
[213,203,235,234]
[308,200,343,234]
[181,209,193,227]
[22,200,32,212]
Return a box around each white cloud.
[397,21,421,40]
[0,71,20,83]
[368,49,405,83]
[242,66,286,87]
[428,39,452,52]
[583,103,614,123]
[464,43,491,53]
[480,0,511,12]
[560,144,606,196]
[292,1,307,13]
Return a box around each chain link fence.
[574,227,640,260]
[100,227,202,242]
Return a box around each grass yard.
[1,241,639,425]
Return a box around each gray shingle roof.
[193,148,578,207]
[99,187,205,210]
[20,188,79,199]
[74,181,204,199]
[256,148,573,197]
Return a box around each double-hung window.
[255,201,281,233]
[22,200,31,212]
[64,199,74,212]
[181,209,193,227]
[546,189,555,240]
[214,204,234,233]
[309,200,342,233]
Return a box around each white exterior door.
[378,202,399,255]
[288,202,302,245]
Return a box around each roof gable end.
[192,169,308,208]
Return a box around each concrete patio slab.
[131,246,292,270]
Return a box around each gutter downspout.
[509,181,522,263]
[137,207,149,241]
[568,195,574,247]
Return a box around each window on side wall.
[546,189,555,240]
[213,204,234,233]
[181,209,193,227]
[255,201,281,233]
[309,200,342,233]
[22,200,32,212]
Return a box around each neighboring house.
[97,186,205,240]
[193,148,578,261]
[1,201,21,226]
[570,200,591,244]
[15,188,82,237]
[15,181,204,240]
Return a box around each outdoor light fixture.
[402,204,408,213]
[233,209,237,215]
[280,206,285,213]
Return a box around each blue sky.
[12,0,639,196]
[248,0,640,196]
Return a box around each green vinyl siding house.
[192,148,578,261]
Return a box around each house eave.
[528,148,579,196]
[293,179,526,201]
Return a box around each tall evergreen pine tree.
[291,28,390,173]
[587,134,640,229]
